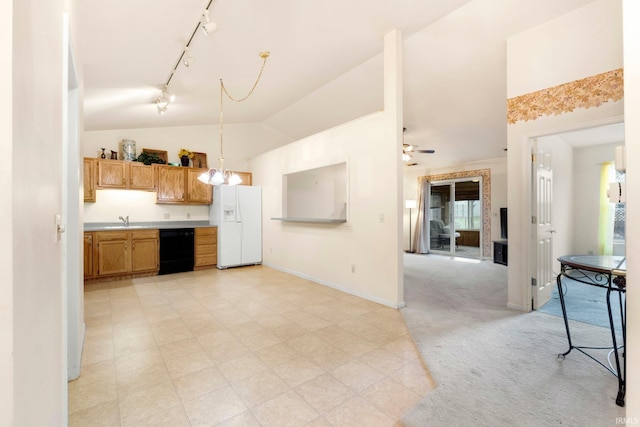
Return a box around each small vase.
[181,156,190,167]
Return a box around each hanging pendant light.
[198,52,270,186]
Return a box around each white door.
[532,141,555,309]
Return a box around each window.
[454,200,480,230]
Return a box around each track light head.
[154,85,174,115]
[201,10,218,35]
[182,47,195,68]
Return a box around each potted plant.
[178,148,194,166]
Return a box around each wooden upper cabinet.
[129,162,155,190]
[232,171,252,186]
[96,159,156,191]
[155,165,186,203]
[186,168,213,204]
[97,159,128,189]
[84,158,96,202]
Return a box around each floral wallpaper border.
[419,169,491,257]
[507,68,624,125]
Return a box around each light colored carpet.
[400,253,625,426]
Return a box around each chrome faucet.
[118,215,130,227]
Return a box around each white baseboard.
[262,262,404,309]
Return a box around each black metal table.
[556,255,626,406]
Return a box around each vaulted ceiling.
[78,0,603,167]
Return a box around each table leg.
[556,273,573,359]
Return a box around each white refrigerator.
[210,185,262,269]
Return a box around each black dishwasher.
[159,228,195,275]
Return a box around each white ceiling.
[78,0,604,167]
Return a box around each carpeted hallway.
[400,253,625,426]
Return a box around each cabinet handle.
[132,243,135,250]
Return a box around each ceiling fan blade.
[414,149,435,154]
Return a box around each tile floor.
[69,266,434,426]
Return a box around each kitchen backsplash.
[84,189,209,223]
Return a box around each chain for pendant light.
[218,51,270,165]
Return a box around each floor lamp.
[405,199,417,253]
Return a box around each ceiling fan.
[402,127,435,164]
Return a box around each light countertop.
[84,220,212,231]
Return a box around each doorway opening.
[429,179,482,259]
[417,168,492,259]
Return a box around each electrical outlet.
[186,213,191,219]
[379,213,385,223]
[351,264,355,273]
[164,213,170,219]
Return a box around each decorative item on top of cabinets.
[84,158,96,202]
[178,148,194,167]
[100,148,106,159]
[96,159,155,191]
[137,149,167,165]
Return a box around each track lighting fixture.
[152,0,217,115]
[154,85,174,115]
[182,47,195,68]
[201,9,218,35]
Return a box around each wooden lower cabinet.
[84,232,95,278]
[92,229,159,278]
[195,227,217,269]
[96,231,131,276]
[131,230,159,272]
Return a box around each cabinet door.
[97,241,129,275]
[129,162,155,190]
[131,230,159,272]
[156,165,186,203]
[84,158,96,202]
[97,160,128,189]
[195,227,217,267]
[83,232,94,278]
[131,239,159,272]
[186,168,213,204]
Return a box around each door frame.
[429,178,484,258]
[419,168,492,259]
[513,116,625,311]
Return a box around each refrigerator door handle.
[236,188,242,223]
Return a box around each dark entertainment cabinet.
[493,240,508,266]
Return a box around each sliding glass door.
[429,179,482,258]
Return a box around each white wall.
[251,31,404,308]
[0,0,13,423]
[572,142,621,254]
[83,123,290,171]
[83,123,291,223]
[506,0,623,310]
[252,113,404,307]
[507,0,622,97]
[9,0,78,424]
[623,0,640,415]
[403,156,508,254]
